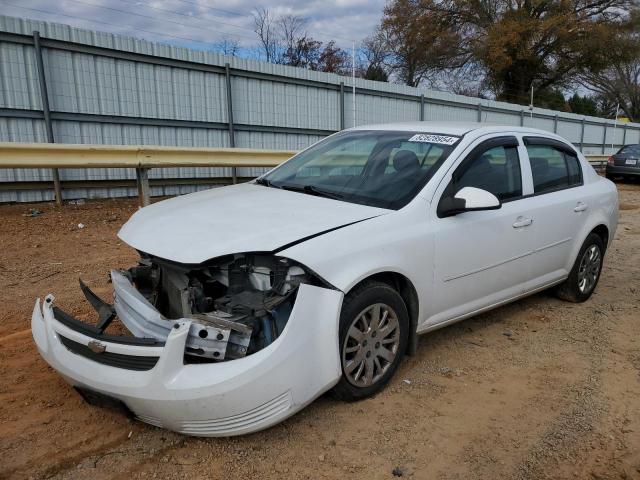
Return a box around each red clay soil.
[1,185,639,480]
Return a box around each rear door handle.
[513,217,533,228]
[574,202,588,212]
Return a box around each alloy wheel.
[578,244,601,294]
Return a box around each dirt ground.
[0,182,639,480]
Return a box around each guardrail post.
[520,110,525,126]
[580,118,585,152]
[136,167,151,207]
[601,123,608,154]
[224,63,237,184]
[339,82,345,130]
[477,103,482,122]
[33,31,62,205]
[553,115,558,133]
[420,94,425,121]
[622,123,627,146]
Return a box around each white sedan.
[32,122,618,436]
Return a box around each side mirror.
[439,186,501,217]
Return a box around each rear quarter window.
[565,154,583,186]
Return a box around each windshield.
[260,130,460,209]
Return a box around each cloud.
[2,0,384,52]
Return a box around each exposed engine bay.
[108,253,320,362]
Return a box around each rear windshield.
[618,145,640,155]
[261,130,459,209]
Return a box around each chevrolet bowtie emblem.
[87,340,107,354]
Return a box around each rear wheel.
[332,281,408,401]
[554,233,604,303]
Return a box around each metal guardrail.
[0,142,608,206]
[0,142,294,206]
[0,143,295,168]
[584,155,608,169]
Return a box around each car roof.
[349,121,556,138]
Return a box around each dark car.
[606,144,640,181]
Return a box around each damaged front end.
[32,253,344,436]
[32,251,344,436]
[87,253,330,362]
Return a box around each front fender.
[279,200,433,323]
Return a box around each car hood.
[118,183,389,264]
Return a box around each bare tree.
[585,63,640,121]
[253,7,278,62]
[284,36,322,68]
[278,14,307,61]
[581,9,640,121]
[252,8,351,74]
[215,37,240,57]
[253,9,309,65]
[358,29,391,81]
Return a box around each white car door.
[427,135,536,326]
[521,137,586,284]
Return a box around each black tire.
[554,233,605,303]
[605,173,615,181]
[332,281,409,401]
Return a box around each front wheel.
[332,281,409,401]
[554,233,605,303]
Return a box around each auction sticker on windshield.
[408,134,459,145]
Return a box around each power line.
[5,0,358,52]
[122,0,254,35]
[165,0,249,19]
[1,1,567,108]
[2,1,361,76]
[65,0,257,43]
[1,2,226,48]
[148,0,358,44]
[133,0,356,45]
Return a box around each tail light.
[607,156,614,165]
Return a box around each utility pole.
[529,86,534,119]
[612,102,620,152]
[352,40,356,128]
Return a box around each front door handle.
[574,202,588,212]
[513,216,533,228]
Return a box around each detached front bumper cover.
[31,282,343,436]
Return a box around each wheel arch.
[567,212,614,273]
[590,224,610,250]
[346,271,420,356]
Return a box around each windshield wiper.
[255,177,277,188]
[279,184,344,200]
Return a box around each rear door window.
[526,145,582,194]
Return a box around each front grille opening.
[59,335,159,371]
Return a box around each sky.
[0,0,385,54]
